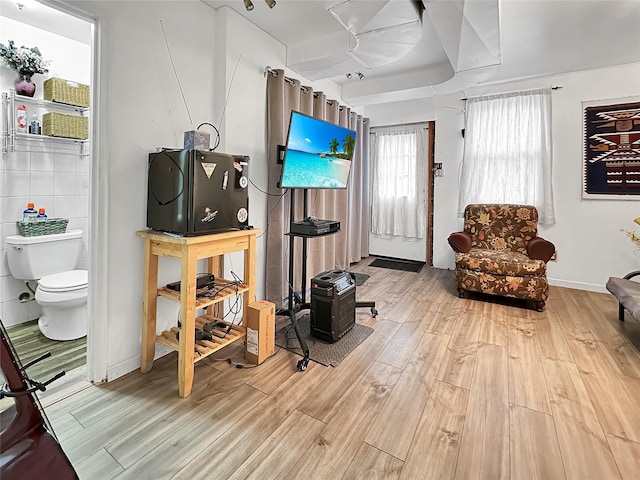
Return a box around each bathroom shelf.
[156,315,245,363]
[2,89,90,155]
[11,93,88,114]
[15,132,87,145]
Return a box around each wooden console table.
[136,229,259,397]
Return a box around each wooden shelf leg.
[245,233,256,317]
[141,239,158,373]
[207,255,222,317]
[178,247,197,397]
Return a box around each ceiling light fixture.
[265,0,276,8]
[345,73,352,79]
[243,0,254,11]
[357,71,365,80]
[15,0,40,9]
[15,0,39,9]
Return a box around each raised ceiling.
[4,0,639,107]
[205,0,640,106]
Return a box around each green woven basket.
[16,218,69,237]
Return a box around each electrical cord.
[176,269,242,343]
[249,178,288,196]
[197,122,220,151]
[199,265,244,339]
[257,188,288,239]
[227,346,281,369]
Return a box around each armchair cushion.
[455,250,547,277]
[464,204,539,255]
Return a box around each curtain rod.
[461,85,562,102]
[264,65,349,110]
[371,121,429,130]
[264,65,296,86]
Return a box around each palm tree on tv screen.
[342,134,355,159]
[329,138,339,155]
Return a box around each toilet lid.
[39,270,88,292]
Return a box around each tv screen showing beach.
[279,111,357,189]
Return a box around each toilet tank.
[5,230,83,280]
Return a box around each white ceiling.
[3,0,639,107]
[205,0,640,106]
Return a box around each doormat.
[276,314,373,367]
[369,257,425,273]
[349,272,370,286]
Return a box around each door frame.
[368,121,433,264]
[44,0,109,384]
[427,120,435,266]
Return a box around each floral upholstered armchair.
[448,204,555,311]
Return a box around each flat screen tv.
[279,110,357,189]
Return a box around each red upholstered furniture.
[448,204,555,311]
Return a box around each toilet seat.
[38,270,88,293]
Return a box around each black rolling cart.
[278,187,377,371]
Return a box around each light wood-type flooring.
[4,319,86,382]
[40,260,640,479]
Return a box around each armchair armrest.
[448,232,472,253]
[527,237,555,262]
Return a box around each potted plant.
[0,40,50,97]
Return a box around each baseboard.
[370,254,426,264]
[547,277,607,294]
[106,344,173,382]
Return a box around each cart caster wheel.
[297,358,309,371]
[370,307,378,318]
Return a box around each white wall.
[0,15,91,327]
[82,2,351,381]
[365,63,640,292]
[213,7,348,300]
[86,0,220,379]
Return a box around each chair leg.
[457,287,466,298]
[533,300,545,312]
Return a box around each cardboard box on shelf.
[245,301,275,365]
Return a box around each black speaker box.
[310,270,356,343]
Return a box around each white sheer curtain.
[458,88,555,224]
[371,125,427,238]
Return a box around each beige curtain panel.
[265,69,370,305]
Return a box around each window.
[371,126,428,238]
[458,88,555,224]
[378,131,417,198]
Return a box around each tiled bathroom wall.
[1,143,90,327]
[1,8,92,327]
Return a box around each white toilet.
[5,230,88,341]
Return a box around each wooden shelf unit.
[156,280,249,310]
[156,315,246,363]
[136,229,259,397]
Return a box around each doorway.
[0,2,94,395]
[368,121,434,265]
